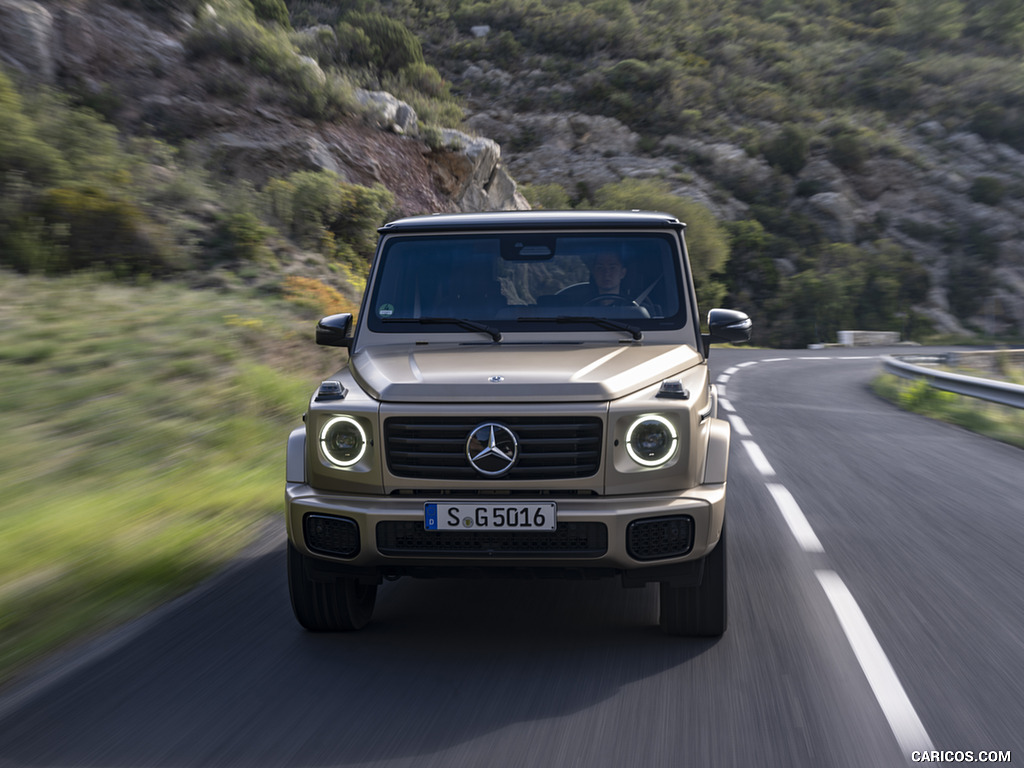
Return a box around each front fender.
[286,426,306,484]
[703,417,731,485]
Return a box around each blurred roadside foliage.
[873,374,1024,451]
[0,274,342,686]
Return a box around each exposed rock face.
[356,90,418,135]
[0,0,55,81]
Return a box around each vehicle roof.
[379,210,685,233]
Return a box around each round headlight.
[320,415,367,468]
[625,414,677,467]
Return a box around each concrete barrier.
[838,330,901,347]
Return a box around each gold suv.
[285,211,751,635]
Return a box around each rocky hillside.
[0,0,527,241]
[2,0,1023,341]
[453,60,1024,340]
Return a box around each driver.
[551,248,630,306]
[589,250,628,303]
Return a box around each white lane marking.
[727,414,751,437]
[717,373,731,384]
[741,440,776,476]
[718,384,728,400]
[719,398,735,413]
[738,361,758,368]
[766,483,824,553]
[727,355,932,756]
[762,357,790,363]
[843,356,876,360]
[816,571,935,755]
[724,366,739,375]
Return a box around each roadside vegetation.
[872,362,1024,450]
[0,272,352,686]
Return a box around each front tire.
[658,521,727,637]
[287,542,377,631]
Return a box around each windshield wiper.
[517,316,643,341]
[383,317,502,342]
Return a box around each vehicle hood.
[349,342,702,403]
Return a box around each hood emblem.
[489,375,505,382]
[466,423,519,477]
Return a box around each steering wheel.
[585,294,637,307]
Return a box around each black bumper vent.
[384,417,602,480]
[304,514,360,558]
[376,521,607,558]
[626,516,694,561]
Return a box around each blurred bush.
[969,176,1006,206]
[261,170,394,268]
[283,275,359,317]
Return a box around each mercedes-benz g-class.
[285,210,751,636]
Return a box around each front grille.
[384,416,602,480]
[626,516,694,561]
[304,514,360,558]
[376,521,608,558]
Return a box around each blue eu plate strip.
[424,503,438,530]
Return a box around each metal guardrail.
[882,355,1024,409]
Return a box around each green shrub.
[186,6,349,120]
[262,171,394,264]
[969,176,1006,206]
[250,0,290,27]
[519,182,572,210]
[376,59,463,128]
[332,182,396,263]
[31,186,177,277]
[898,378,956,411]
[0,72,69,185]
[213,210,275,263]
[829,130,869,172]
[762,123,809,175]
[340,12,425,79]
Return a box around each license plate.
[424,502,557,531]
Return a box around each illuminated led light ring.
[625,414,678,467]
[320,415,368,468]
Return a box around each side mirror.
[316,313,354,348]
[702,308,751,356]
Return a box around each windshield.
[366,232,688,335]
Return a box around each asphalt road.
[1,347,1022,767]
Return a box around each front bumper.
[285,482,726,579]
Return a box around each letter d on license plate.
[425,502,557,531]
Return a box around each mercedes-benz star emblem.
[466,423,519,477]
